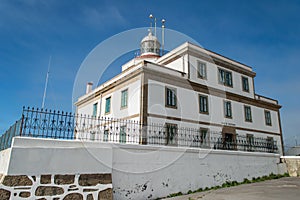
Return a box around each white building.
[285,146,300,156]
[75,30,283,155]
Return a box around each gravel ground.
[163,177,300,200]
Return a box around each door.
[222,126,236,150]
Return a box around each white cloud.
[0,1,127,32]
[81,5,127,29]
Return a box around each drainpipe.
[99,93,102,117]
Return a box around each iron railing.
[0,107,279,153]
[146,124,278,153]
[0,119,22,151]
[21,107,75,139]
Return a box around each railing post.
[12,121,17,137]
[19,114,24,136]
[140,123,148,145]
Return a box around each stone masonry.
[0,173,112,200]
[283,157,300,177]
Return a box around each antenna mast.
[42,56,51,109]
[149,14,157,37]
[149,14,153,33]
[161,19,166,56]
[154,17,157,37]
[149,14,166,56]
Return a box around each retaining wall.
[0,137,284,200]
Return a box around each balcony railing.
[255,94,278,105]
[0,107,278,154]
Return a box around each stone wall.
[282,156,300,177]
[0,173,112,200]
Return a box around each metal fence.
[21,107,75,139]
[0,107,278,153]
[74,116,141,144]
[147,124,278,153]
[0,119,22,151]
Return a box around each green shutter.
[105,97,111,113]
[121,89,128,108]
[93,103,97,117]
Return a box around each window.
[105,96,111,114]
[165,123,178,145]
[242,76,249,92]
[199,95,209,114]
[244,105,252,122]
[197,61,207,79]
[92,103,98,117]
[224,101,232,118]
[119,125,126,143]
[121,89,128,108]
[200,128,208,145]
[165,87,177,108]
[265,110,272,126]
[218,68,233,87]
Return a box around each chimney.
[86,82,93,94]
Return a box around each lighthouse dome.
[140,31,161,56]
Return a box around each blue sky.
[0,0,299,147]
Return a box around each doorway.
[222,126,236,150]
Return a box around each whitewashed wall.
[0,148,11,175]
[163,54,255,99]
[112,145,280,200]
[100,79,141,120]
[164,55,189,73]
[6,137,112,175]
[147,79,280,134]
[189,54,254,98]
[0,137,282,200]
[0,138,279,200]
[77,79,141,121]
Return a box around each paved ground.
[164,177,300,200]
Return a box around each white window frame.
[165,87,177,108]
[265,110,272,126]
[121,89,128,109]
[224,101,232,118]
[244,105,252,122]
[197,61,207,79]
[242,76,250,92]
[199,95,209,114]
[218,68,233,87]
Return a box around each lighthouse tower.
[139,30,161,59]
[121,15,165,71]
